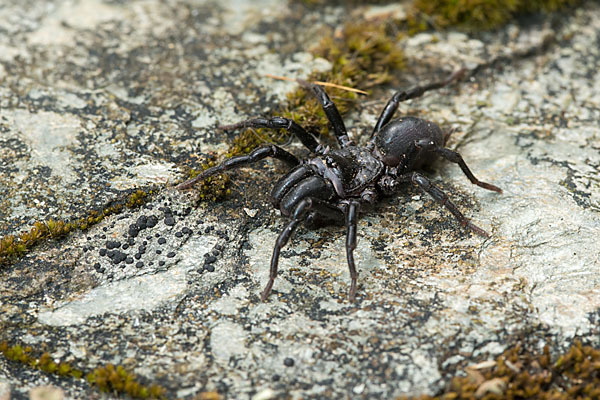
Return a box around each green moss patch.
[402,340,600,400]
[411,0,580,31]
[0,341,165,399]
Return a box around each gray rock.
[1,1,599,399]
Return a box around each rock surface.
[1,1,599,399]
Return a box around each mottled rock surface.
[1,0,599,399]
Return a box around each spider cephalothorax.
[177,70,502,301]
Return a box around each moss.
[0,342,85,383]
[0,188,154,268]
[87,363,165,399]
[184,158,232,202]
[0,341,165,399]
[411,0,580,31]
[401,339,600,400]
[296,0,580,32]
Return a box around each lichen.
[401,339,600,400]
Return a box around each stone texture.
[1,1,599,399]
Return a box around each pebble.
[158,237,166,245]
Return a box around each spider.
[177,69,502,301]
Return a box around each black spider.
[177,69,502,301]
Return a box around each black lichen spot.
[283,357,295,367]
[128,224,140,238]
[110,251,127,264]
[146,215,158,228]
[136,215,148,230]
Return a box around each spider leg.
[414,139,502,193]
[398,171,490,238]
[343,200,360,300]
[370,68,466,137]
[220,117,320,153]
[262,197,344,301]
[300,81,352,148]
[176,145,300,190]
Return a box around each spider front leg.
[414,139,502,193]
[397,171,490,237]
[176,144,299,190]
[220,116,320,154]
[299,80,352,148]
[262,197,344,301]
